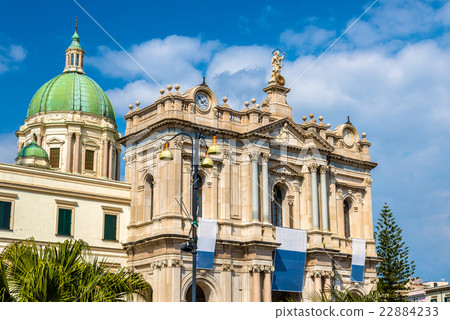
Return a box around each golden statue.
[271,50,285,86]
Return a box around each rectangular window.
[85,150,95,171]
[430,297,438,302]
[0,201,12,230]
[104,214,117,241]
[50,148,60,168]
[444,296,450,302]
[57,208,72,236]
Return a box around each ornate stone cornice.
[335,181,366,192]
[329,154,377,170]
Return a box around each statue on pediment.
[271,50,286,86]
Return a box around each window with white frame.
[55,200,77,237]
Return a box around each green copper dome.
[16,140,49,160]
[27,72,116,122]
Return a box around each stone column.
[263,267,272,302]
[221,264,234,302]
[252,266,261,302]
[336,189,345,237]
[313,272,322,293]
[212,169,219,220]
[102,139,108,178]
[288,196,294,228]
[320,165,329,231]
[115,148,121,180]
[250,152,260,221]
[66,133,73,173]
[364,178,374,239]
[108,143,114,179]
[219,149,231,220]
[309,164,320,229]
[74,133,81,173]
[261,153,270,223]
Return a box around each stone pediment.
[269,163,303,177]
[247,118,333,152]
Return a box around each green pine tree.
[374,203,415,301]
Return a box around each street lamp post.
[160,127,220,302]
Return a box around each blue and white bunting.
[196,218,217,270]
[272,227,307,292]
[350,238,366,283]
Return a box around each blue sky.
[1,0,449,282]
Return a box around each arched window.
[76,54,79,66]
[196,175,203,218]
[144,175,154,220]
[70,53,74,65]
[344,199,351,238]
[272,185,283,227]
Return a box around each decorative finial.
[223,97,228,103]
[128,104,133,111]
[346,116,351,124]
[75,16,78,31]
[302,116,307,122]
[135,101,140,108]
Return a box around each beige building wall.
[0,163,130,268]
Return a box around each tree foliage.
[0,238,149,302]
[307,285,380,302]
[374,203,415,301]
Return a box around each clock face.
[343,129,354,146]
[195,94,210,111]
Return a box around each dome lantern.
[63,19,85,74]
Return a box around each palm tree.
[0,238,148,302]
[307,285,380,302]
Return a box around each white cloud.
[280,26,336,54]
[87,35,221,83]
[9,44,26,62]
[0,43,27,74]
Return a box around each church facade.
[121,51,379,301]
[0,29,379,302]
